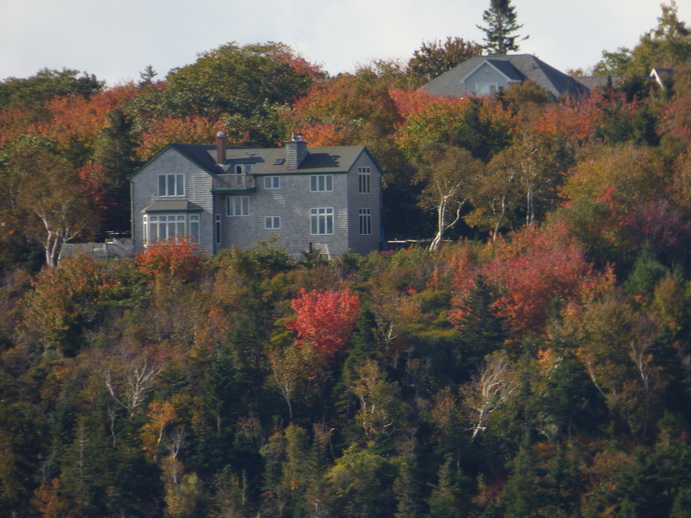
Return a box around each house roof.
[141,200,204,213]
[421,54,590,99]
[132,143,375,179]
[574,76,622,91]
[211,145,371,175]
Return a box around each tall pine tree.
[477,0,528,54]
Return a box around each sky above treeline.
[1,0,688,85]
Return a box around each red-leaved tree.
[285,287,361,360]
[481,222,596,338]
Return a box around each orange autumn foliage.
[285,287,361,360]
[480,223,599,337]
[134,238,204,281]
[136,115,224,160]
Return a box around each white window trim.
[226,196,250,217]
[310,175,333,192]
[475,82,499,95]
[358,208,372,235]
[265,216,281,230]
[264,176,280,189]
[158,173,185,197]
[143,213,198,244]
[310,207,334,235]
[358,167,371,194]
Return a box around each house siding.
[222,172,350,257]
[346,152,382,255]
[131,148,214,253]
[131,144,383,258]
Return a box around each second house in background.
[130,133,383,258]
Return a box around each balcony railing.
[213,174,256,191]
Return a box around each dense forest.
[1,2,691,516]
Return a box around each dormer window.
[234,164,252,175]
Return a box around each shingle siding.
[346,152,382,256]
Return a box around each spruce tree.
[477,0,528,54]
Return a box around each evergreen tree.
[476,0,528,54]
[425,455,471,517]
[393,459,423,518]
[92,109,139,233]
[499,435,541,517]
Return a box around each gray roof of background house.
[574,76,622,91]
[421,54,590,99]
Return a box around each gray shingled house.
[421,54,590,99]
[130,133,383,257]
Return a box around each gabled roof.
[422,54,589,99]
[132,143,376,178]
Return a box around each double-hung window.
[226,196,249,216]
[310,208,334,235]
[264,176,280,189]
[358,167,371,193]
[310,175,333,192]
[158,174,184,197]
[358,208,372,235]
[265,216,281,230]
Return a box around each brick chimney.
[284,133,308,169]
[216,131,227,164]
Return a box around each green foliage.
[0,68,103,111]
[0,135,96,267]
[425,454,472,517]
[407,37,482,83]
[595,2,691,76]
[165,42,313,120]
[326,444,397,517]
[92,108,140,232]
